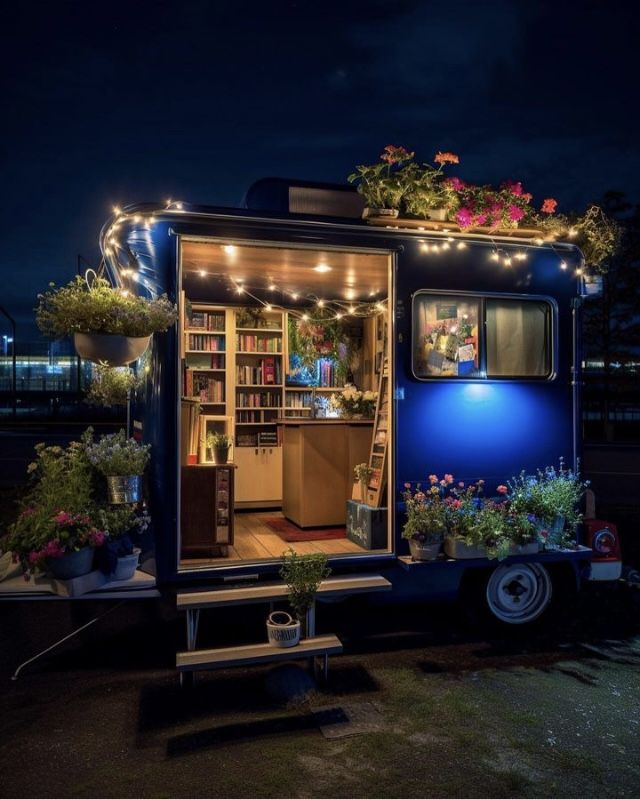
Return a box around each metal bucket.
[266,611,301,648]
[107,475,141,504]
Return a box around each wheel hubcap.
[486,563,552,624]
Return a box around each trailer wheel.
[484,562,553,625]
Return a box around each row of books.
[188,311,225,331]
[186,333,225,351]
[236,334,282,352]
[235,358,281,385]
[236,409,279,424]
[285,391,314,408]
[236,430,282,447]
[316,359,342,387]
[236,392,282,408]
[185,353,225,369]
[184,372,225,402]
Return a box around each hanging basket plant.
[36,274,178,366]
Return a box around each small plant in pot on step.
[267,548,331,645]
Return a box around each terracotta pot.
[74,332,151,366]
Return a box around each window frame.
[411,290,557,383]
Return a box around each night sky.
[1,0,639,335]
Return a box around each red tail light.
[583,519,622,561]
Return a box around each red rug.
[263,517,347,542]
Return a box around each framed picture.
[199,415,234,463]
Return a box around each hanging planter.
[36,273,177,364]
[73,332,151,366]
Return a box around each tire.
[462,562,554,628]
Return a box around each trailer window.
[486,299,551,378]
[412,295,481,378]
[412,293,553,380]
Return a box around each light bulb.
[457,242,466,250]
[490,252,500,262]
[268,284,276,291]
[199,270,206,277]
[223,245,237,255]
[560,260,567,270]
[317,299,325,307]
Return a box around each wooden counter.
[279,419,373,527]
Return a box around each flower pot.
[426,208,448,221]
[74,332,151,366]
[266,611,301,648]
[107,474,142,504]
[213,446,230,464]
[444,537,486,559]
[409,538,442,561]
[48,546,94,579]
[111,548,141,581]
[362,207,399,220]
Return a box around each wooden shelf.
[236,351,283,356]
[236,327,282,333]
[185,329,226,334]
[236,383,283,388]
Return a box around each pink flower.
[456,208,474,229]
[450,499,462,509]
[54,511,71,525]
[508,205,525,222]
[428,474,439,485]
[28,550,40,564]
[91,530,106,547]
[497,485,508,494]
[541,198,557,214]
[445,177,465,191]
[458,481,465,488]
[415,491,426,501]
[540,530,549,540]
[443,474,454,485]
[404,482,411,489]
[503,181,524,196]
[475,213,488,226]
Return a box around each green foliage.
[84,429,151,476]
[575,205,622,274]
[401,481,450,541]
[36,275,177,338]
[279,548,331,620]
[507,460,586,534]
[86,362,143,407]
[354,462,373,483]
[206,431,232,448]
[287,311,353,383]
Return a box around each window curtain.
[486,300,549,377]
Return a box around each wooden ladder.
[364,355,389,507]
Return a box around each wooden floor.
[180,510,386,568]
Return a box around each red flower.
[380,145,414,164]
[434,151,460,165]
[497,485,508,495]
[541,198,558,214]
[508,205,525,222]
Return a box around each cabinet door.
[234,446,283,504]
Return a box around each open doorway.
[177,238,392,569]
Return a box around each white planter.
[444,538,541,559]
[426,208,448,221]
[266,611,301,648]
[362,207,399,220]
[74,332,151,366]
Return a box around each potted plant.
[85,362,142,407]
[95,505,150,580]
[275,548,331,642]
[348,144,416,218]
[329,386,378,419]
[401,475,453,560]
[354,462,373,504]
[85,430,151,504]
[401,151,461,220]
[1,437,105,580]
[506,459,587,549]
[36,274,177,366]
[206,431,232,464]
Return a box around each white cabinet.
[234,445,283,507]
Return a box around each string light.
[456,242,466,250]
[503,257,512,267]
[560,260,568,270]
[268,283,276,291]
[490,251,500,262]
[199,270,206,277]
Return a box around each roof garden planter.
[73,332,151,366]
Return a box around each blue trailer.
[100,179,622,628]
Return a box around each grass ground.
[1,590,639,799]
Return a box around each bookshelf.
[183,305,227,411]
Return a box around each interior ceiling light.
[313,262,331,273]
